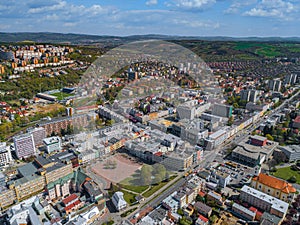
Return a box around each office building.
[279,145,300,162]
[43,136,61,154]
[212,103,233,118]
[13,133,36,159]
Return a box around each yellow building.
[251,173,296,202]
[12,175,45,201]
[44,163,73,184]
[0,189,16,210]
[0,65,5,74]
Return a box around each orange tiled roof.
[253,173,296,194]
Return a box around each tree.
[140,165,152,185]
[266,134,274,141]
[228,116,234,126]
[288,176,297,183]
[152,164,167,184]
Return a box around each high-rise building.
[0,142,13,165]
[27,127,46,147]
[128,68,138,81]
[212,103,233,118]
[268,79,282,92]
[284,74,298,85]
[13,133,36,159]
[240,89,259,103]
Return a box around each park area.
[91,153,176,205]
[271,166,300,185]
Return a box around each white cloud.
[244,0,296,20]
[28,1,67,13]
[63,22,77,27]
[224,0,257,14]
[173,19,220,28]
[146,0,158,6]
[167,0,216,11]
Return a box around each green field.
[50,92,74,100]
[119,183,149,193]
[234,42,266,50]
[255,46,281,57]
[271,166,300,184]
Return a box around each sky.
[0,0,299,37]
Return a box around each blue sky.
[0,0,299,37]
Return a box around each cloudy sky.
[0,0,299,37]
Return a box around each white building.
[13,133,36,159]
[112,191,127,211]
[0,142,13,166]
[70,206,101,225]
[240,185,289,218]
[43,136,61,154]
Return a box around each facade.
[12,175,45,201]
[112,191,127,211]
[284,74,298,85]
[279,145,300,162]
[43,136,61,153]
[39,114,90,136]
[0,188,17,210]
[44,163,73,184]
[260,212,283,225]
[212,103,233,118]
[251,173,296,202]
[268,79,282,92]
[240,89,259,103]
[177,104,196,120]
[232,203,256,221]
[292,116,300,129]
[29,127,46,147]
[13,133,36,159]
[207,191,223,206]
[62,193,83,214]
[240,185,289,218]
[0,142,13,165]
[193,201,212,217]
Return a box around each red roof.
[198,215,209,222]
[64,200,81,211]
[198,191,206,197]
[249,207,257,212]
[62,194,78,205]
[256,211,263,216]
[154,152,163,157]
[295,116,300,123]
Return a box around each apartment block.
[240,185,289,218]
[13,133,36,159]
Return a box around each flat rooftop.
[241,185,289,214]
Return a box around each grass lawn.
[119,183,149,193]
[271,166,300,184]
[108,184,137,205]
[123,191,137,205]
[143,175,177,198]
[50,92,74,100]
